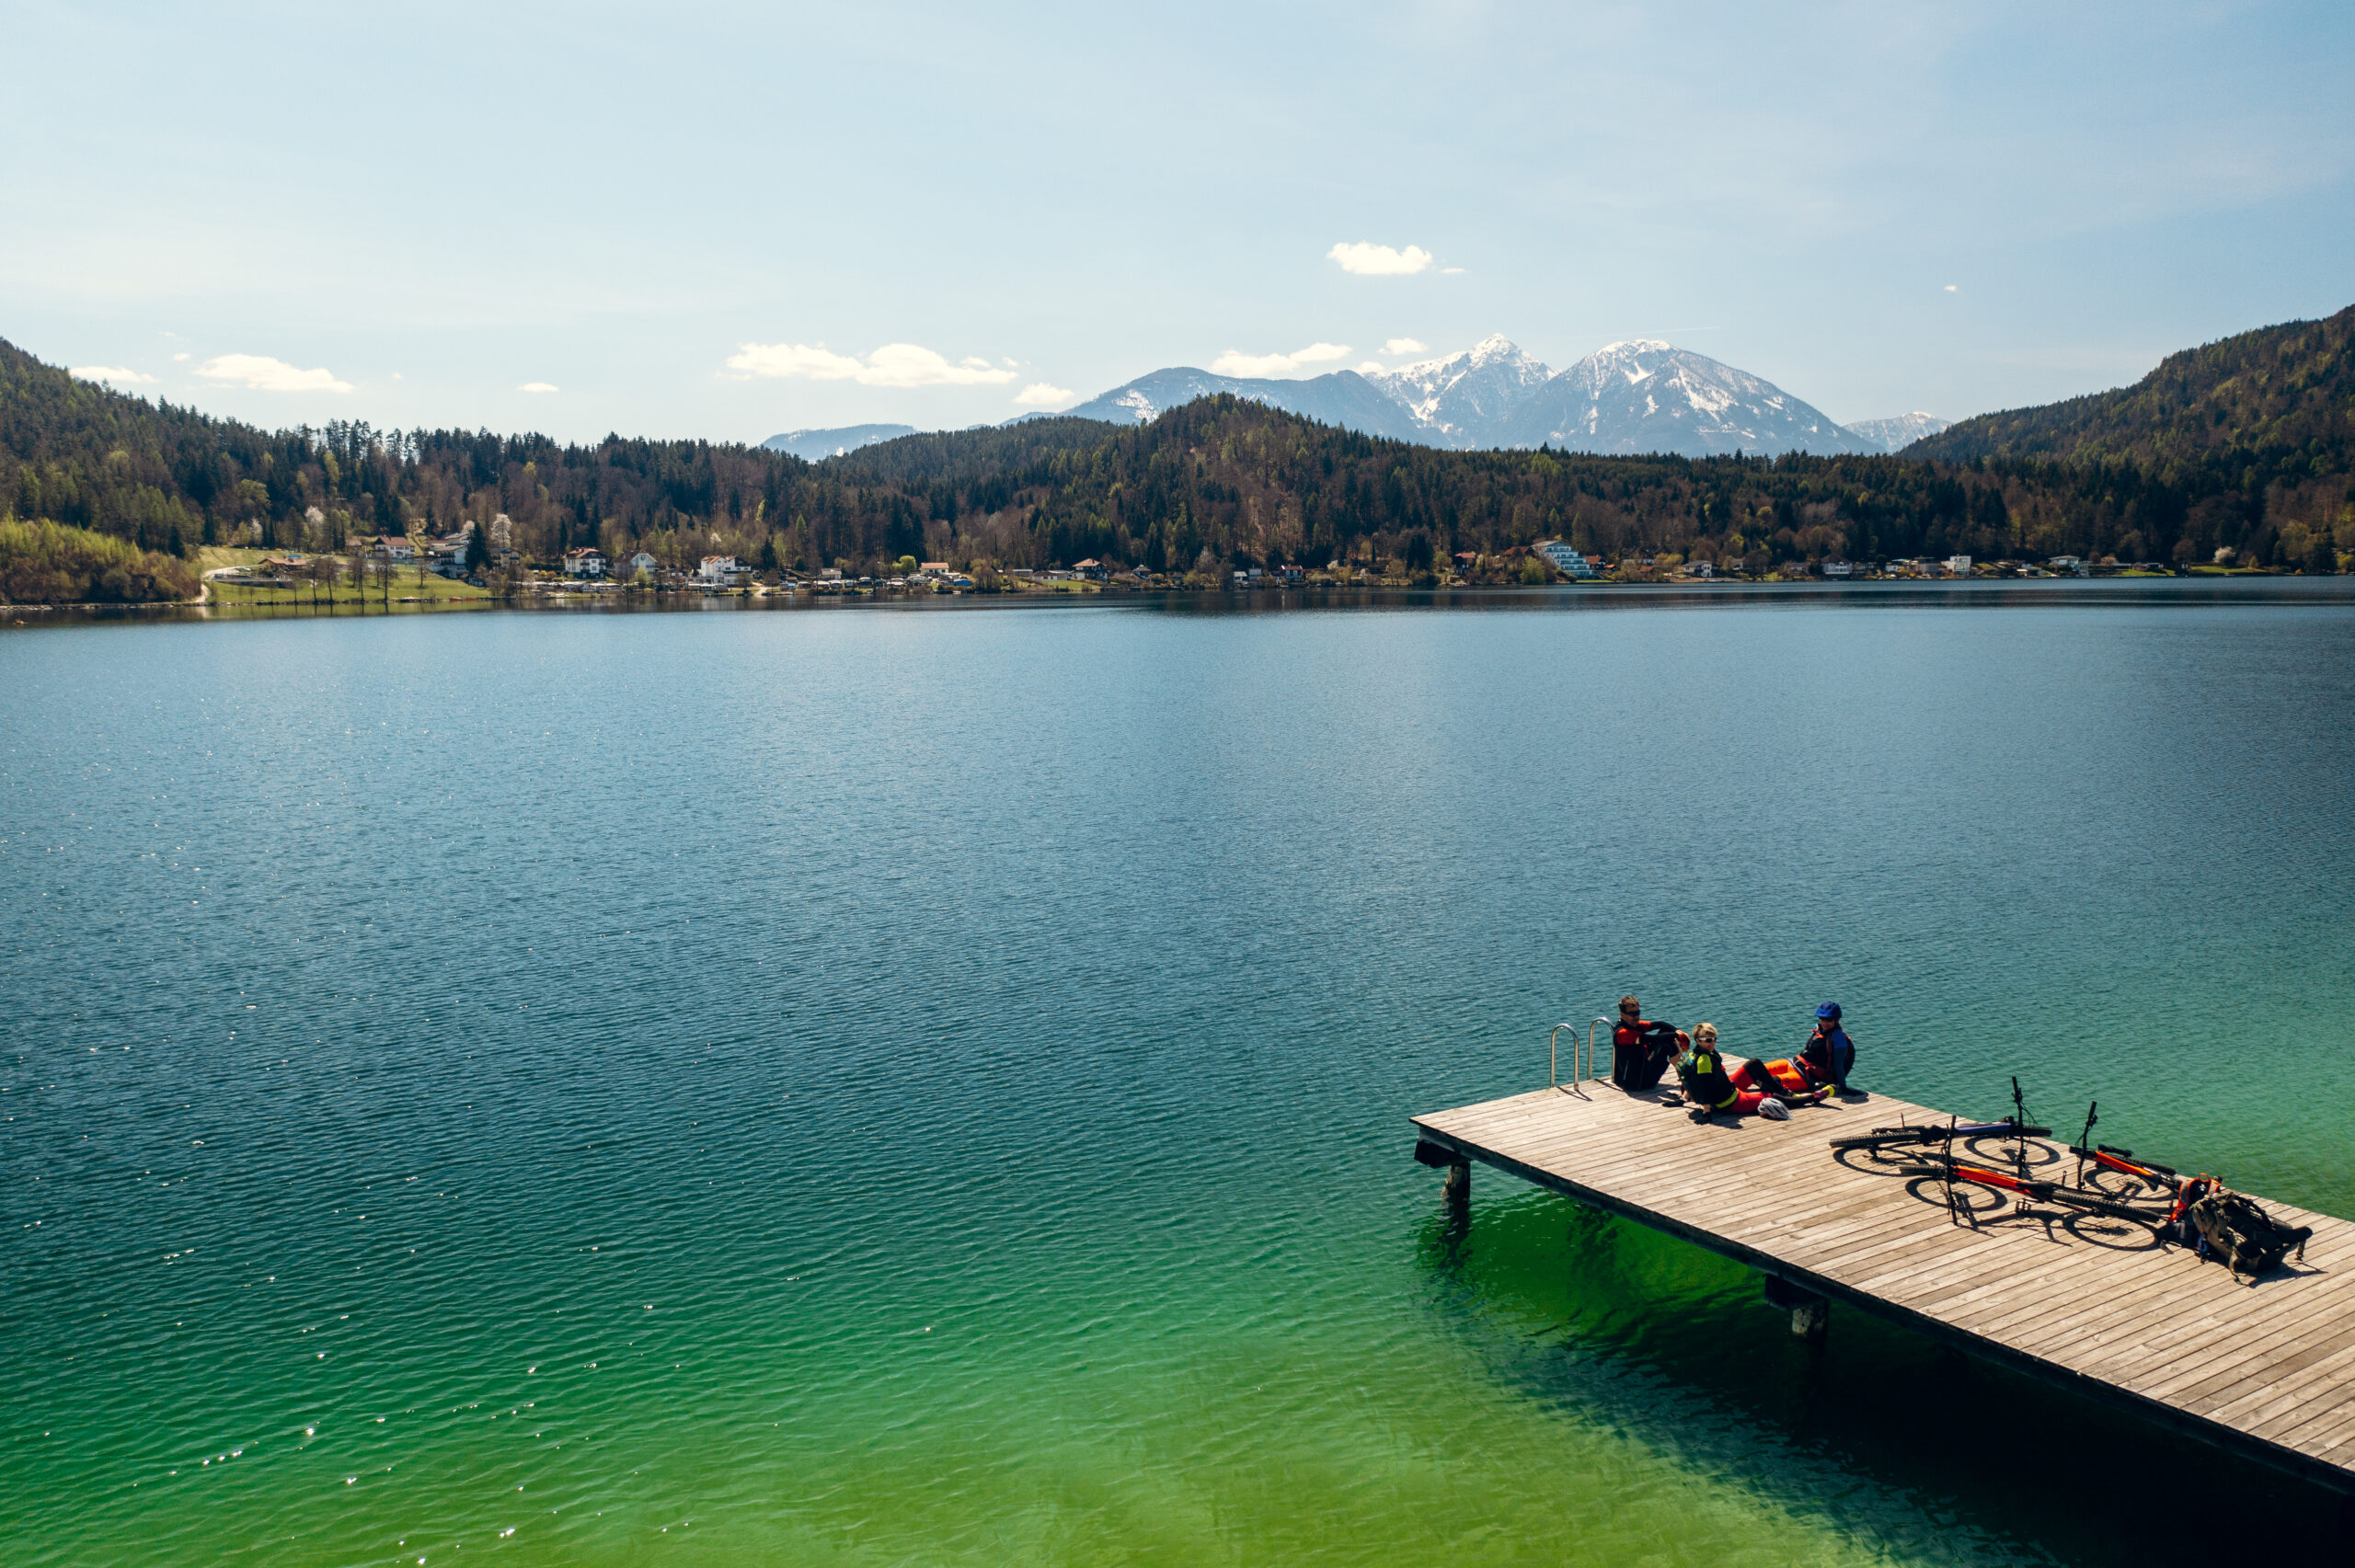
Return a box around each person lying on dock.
[1798,1002,1855,1093]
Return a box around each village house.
[627,551,660,579]
[1073,558,1108,581]
[564,546,607,578]
[696,555,747,586]
[375,535,417,562]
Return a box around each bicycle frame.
[1925,1156,2161,1228]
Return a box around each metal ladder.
[1548,1016,1614,1097]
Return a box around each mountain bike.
[1924,1157,2165,1228]
[1827,1117,2049,1153]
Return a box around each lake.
[6,581,2353,1564]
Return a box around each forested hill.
[1911,306,2355,479]
[4,326,2350,578]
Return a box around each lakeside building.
[1822,560,1854,578]
[564,547,607,578]
[374,535,417,561]
[1534,539,1599,578]
[1946,555,1974,576]
[627,551,660,579]
[2050,555,2088,576]
[696,555,748,586]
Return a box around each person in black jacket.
[1610,995,1683,1091]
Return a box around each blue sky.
[9,0,2351,443]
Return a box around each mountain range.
[771,336,1945,460]
[761,423,917,461]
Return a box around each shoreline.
[6,573,2350,625]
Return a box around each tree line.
[5,327,2351,591]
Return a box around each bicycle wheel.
[1835,1144,1941,1178]
[1960,1133,2061,1171]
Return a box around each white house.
[564,546,607,578]
[1821,560,1854,578]
[375,535,417,561]
[1534,539,1598,578]
[627,551,660,579]
[696,555,746,586]
[2050,555,2087,576]
[1945,555,1974,576]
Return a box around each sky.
[8,0,2352,445]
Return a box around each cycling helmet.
[1816,1002,1842,1021]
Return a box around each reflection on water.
[3,586,2350,1563]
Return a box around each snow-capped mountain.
[1842,413,1951,452]
[1057,366,1425,441]
[785,337,1913,463]
[1503,340,1878,456]
[762,423,917,461]
[1358,336,1553,448]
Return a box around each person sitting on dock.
[1798,1003,1855,1093]
[1611,995,1684,1091]
[1679,1025,1830,1121]
[1678,1024,1766,1119]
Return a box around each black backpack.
[1614,1021,1679,1091]
[2189,1190,2312,1279]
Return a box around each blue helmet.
[1816,1002,1842,1021]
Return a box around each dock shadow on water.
[1416,1185,2349,1565]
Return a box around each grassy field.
[197,548,493,606]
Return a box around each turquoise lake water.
[5,582,2353,1564]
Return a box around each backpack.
[1614,1021,1679,1091]
[2188,1189,2312,1279]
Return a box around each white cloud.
[171,352,190,362]
[1358,361,1384,373]
[1440,267,1465,275]
[725,340,1017,387]
[1945,283,1959,292]
[1327,242,1434,276]
[70,365,156,384]
[1012,382,1075,408]
[519,382,559,393]
[1383,338,1427,355]
[1209,342,1352,378]
[196,353,352,393]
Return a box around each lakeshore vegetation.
[3,306,2352,602]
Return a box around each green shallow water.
[5,582,2353,1565]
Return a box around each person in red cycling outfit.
[1612,995,1685,1091]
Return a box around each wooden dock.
[1412,1079,2355,1496]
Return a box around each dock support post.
[1414,1139,1470,1206]
[1762,1276,1829,1343]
